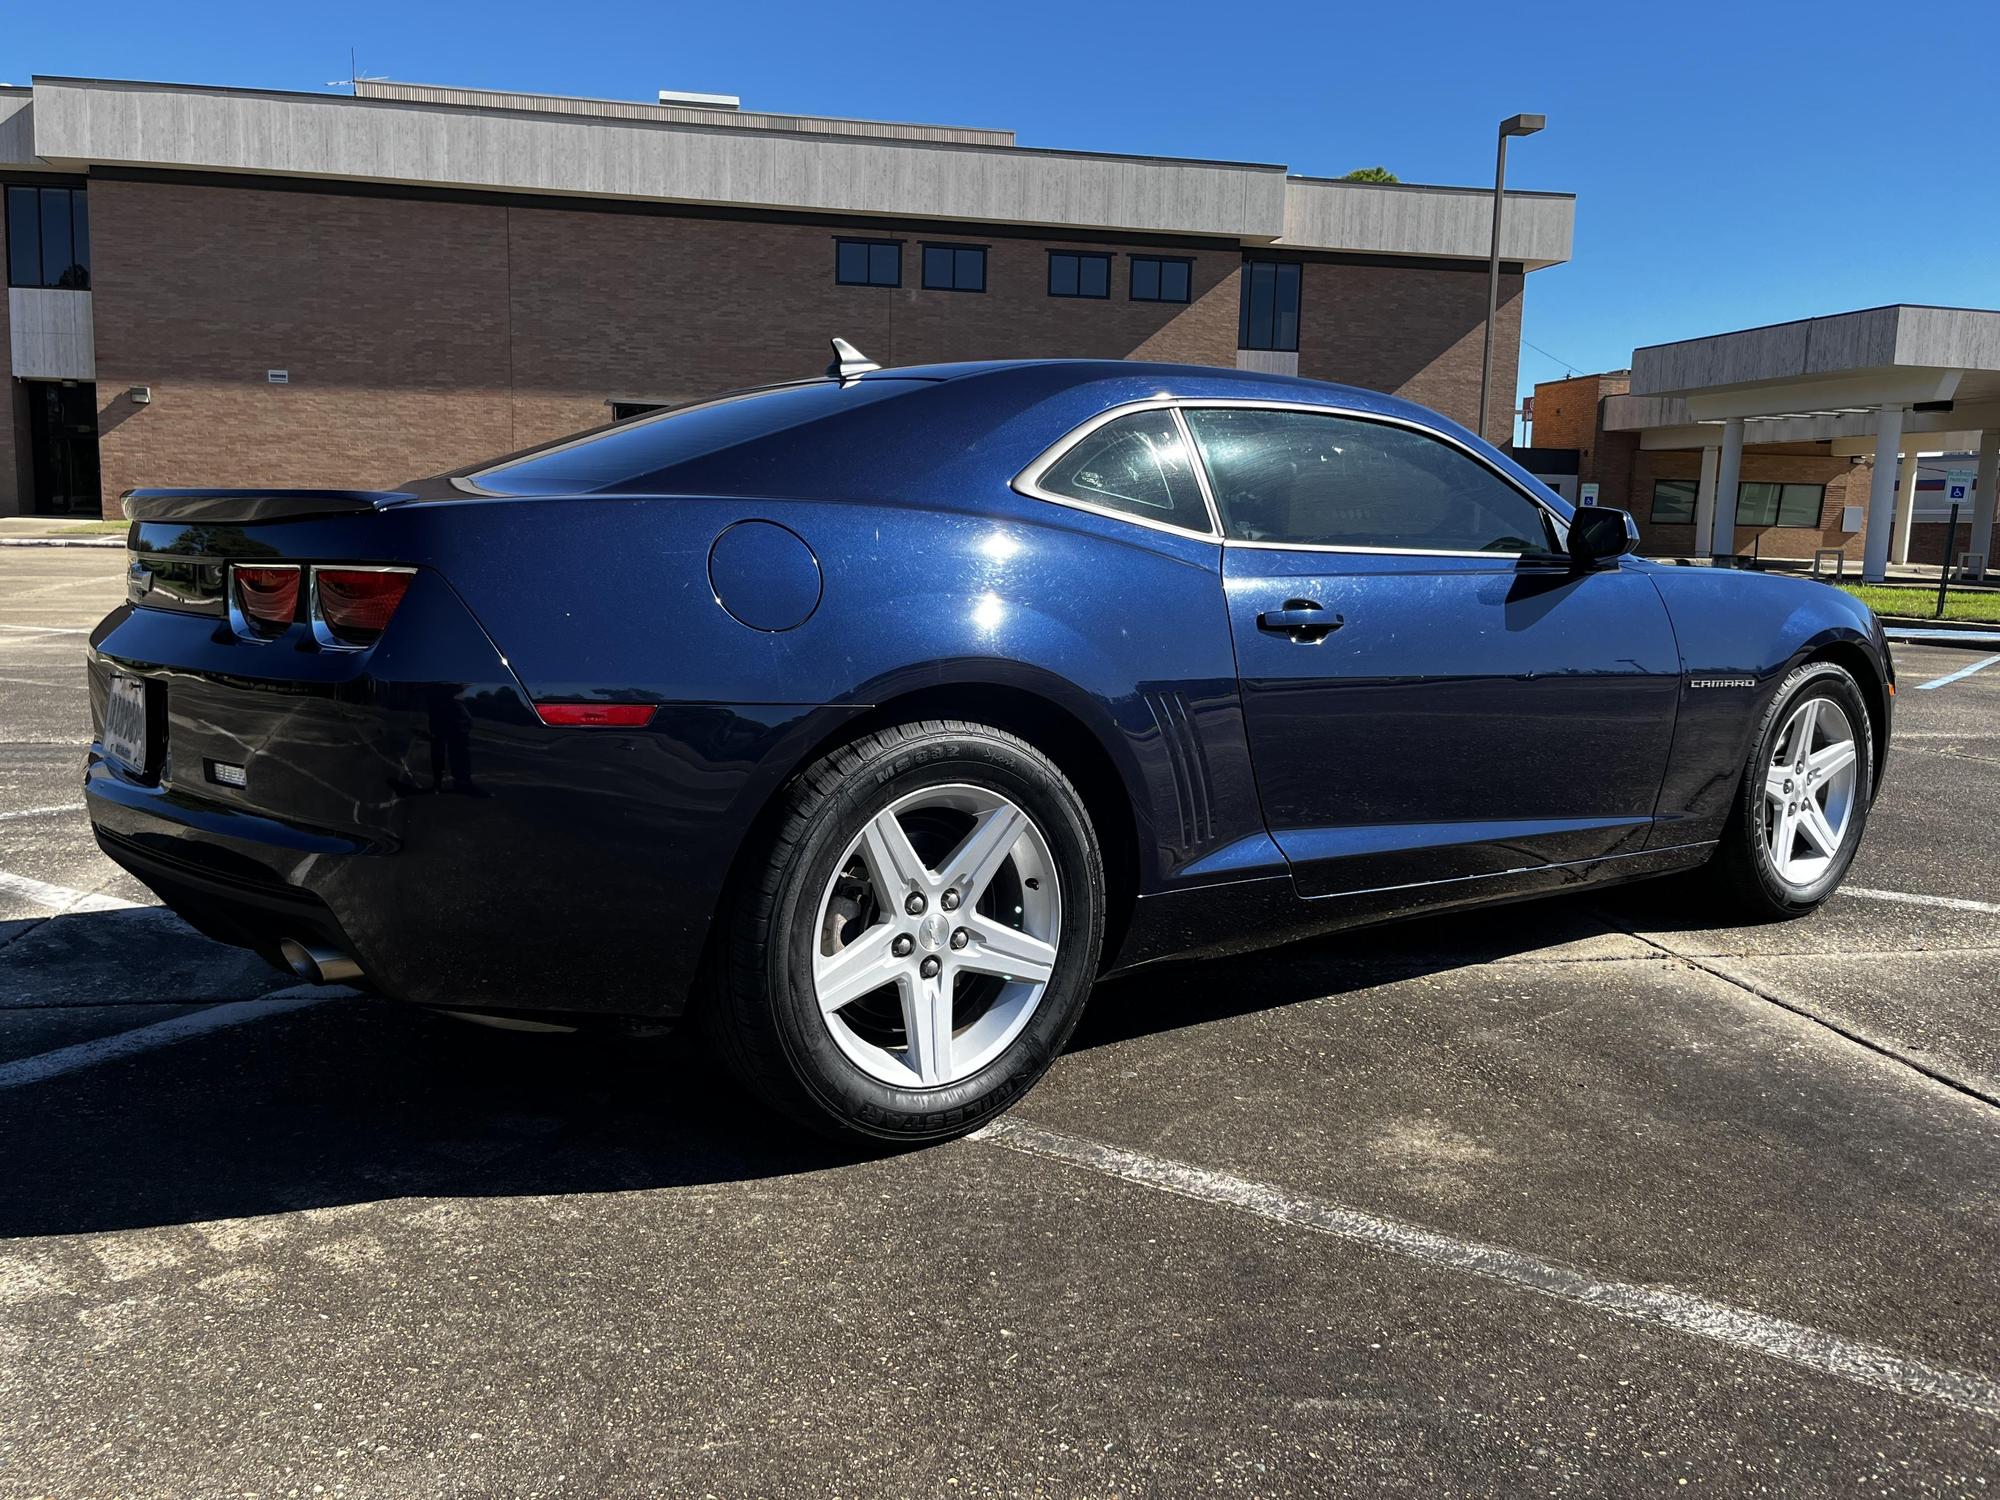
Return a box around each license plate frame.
[103,671,149,777]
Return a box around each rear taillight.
[312,567,414,648]
[232,565,301,636]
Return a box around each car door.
[1183,403,1680,900]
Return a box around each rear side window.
[471,380,927,495]
[1183,407,1555,554]
[1030,410,1212,534]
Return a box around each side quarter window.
[1027,409,1213,534]
[1183,407,1556,555]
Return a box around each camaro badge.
[1691,678,1756,689]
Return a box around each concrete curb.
[0,537,126,549]
[1882,623,2000,649]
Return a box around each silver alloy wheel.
[1762,696,1861,887]
[812,784,1062,1089]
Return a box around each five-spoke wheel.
[1714,660,1876,917]
[1760,696,1861,888]
[709,719,1104,1142]
[813,785,1062,1089]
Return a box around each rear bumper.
[91,796,349,970]
[85,584,854,1017]
[82,693,814,1017]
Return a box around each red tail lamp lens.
[314,569,413,645]
[533,702,657,728]
[234,566,300,633]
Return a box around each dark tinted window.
[1131,256,1191,303]
[1049,251,1110,299]
[7,185,89,290]
[1239,261,1300,351]
[1737,481,1823,527]
[835,238,900,287]
[5,187,37,287]
[1033,409,1212,533]
[474,380,926,495]
[1651,479,1697,524]
[1185,407,1555,554]
[922,244,986,292]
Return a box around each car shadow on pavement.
[1072,883,1712,1052]
[0,995,864,1239]
[0,884,1726,1240]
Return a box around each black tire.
[706,719,1105,1143]
[1710,661,1876,920]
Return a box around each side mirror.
[1568,506,1640,571]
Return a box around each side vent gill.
[1142,689,1216,851]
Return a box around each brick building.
[1525,307,2000,578]
[1,76,1574,517]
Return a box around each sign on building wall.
[1579,483,1600,505]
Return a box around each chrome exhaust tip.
[279,938,364,986]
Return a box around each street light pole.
[1478,112,1545,447]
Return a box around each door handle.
[1256,599,1343,642]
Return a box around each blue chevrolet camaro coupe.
[86,346,1892,1141]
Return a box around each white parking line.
[1914,652,2000,690]
[0,989,343,1092]
[974,1117,2000,1420]
[0,803,85,823]
[0,870,146,915]
[1843,886,2000,916]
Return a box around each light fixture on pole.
[1477,112,1545,446]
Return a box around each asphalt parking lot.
[2,545,1997,1497]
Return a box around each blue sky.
[6,0,1998,408]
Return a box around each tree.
[1339,166,1399,184]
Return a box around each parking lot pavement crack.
[1594,917,2000,1112]
[971,1116,2000,1421]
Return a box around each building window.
[1239,260,1300,351]
[835,238,901,287]
[922,244,986,293]
[1048,251,1110,299]
[1130,256,1192,304]
[1651,480,1698,524]
[1736,481,1824,527]
[6,185,90,290]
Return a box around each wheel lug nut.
[919,955,942,978]
[940,888,960,912]
[891,934,914,957]
[950,928,969,950]
[905,892,926,916]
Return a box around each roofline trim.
[1632,304,2000,356]
[1286,174,1576,201]
[362,77,1016,140]
[30,74,1292,174]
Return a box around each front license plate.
[103,672,149,775]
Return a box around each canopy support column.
[1970,428,1999,581]
[1709,417,1743,562]
[1691,444,1719,557]
[1862,404,1907,583]
[1892,447,1923,565]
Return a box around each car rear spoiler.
[121,488,418,524]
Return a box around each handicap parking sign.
[1950,483,1968,500]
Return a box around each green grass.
[50,521,130,537]
[1839,583,2000,624]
